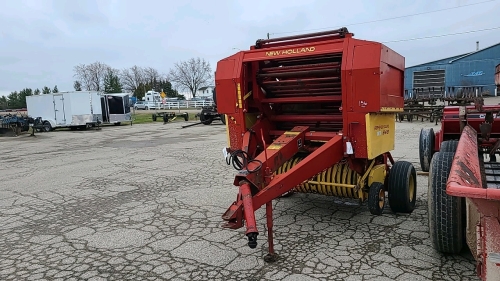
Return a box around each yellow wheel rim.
[409,175,415,202]
[378,188,385,209]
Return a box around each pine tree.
[104,70,123,93]
[42,86,51,94]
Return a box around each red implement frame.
[447,124,500,280]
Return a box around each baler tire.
[183,112,189,122]
[388,161,417,213]
[419,128,435,172]
[440,140,458,154]
[152,114,157,122]
[220,114,226,125]
[428,151,463,254]
[368,182,385,215]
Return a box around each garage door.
[413,70,445,91]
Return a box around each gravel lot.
[0,115,481,280]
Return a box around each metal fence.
[143,100,215,109]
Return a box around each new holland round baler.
[214,28,416,261]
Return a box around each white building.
[197,86,215,99]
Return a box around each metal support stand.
[264,201,278,263]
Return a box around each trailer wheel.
[42,121,52,132]
[419,128,435,172]
[388,161,417,213]
[428,151,463,254]
[152,114,157,121]
[440,140,458,153]
[200,109,213,125]
[368,182,385,215]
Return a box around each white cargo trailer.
[26,91,102,131]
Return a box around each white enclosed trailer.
[26,91,102,131]
[99,93,132,125]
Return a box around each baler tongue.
[222,127,344,258]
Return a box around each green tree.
[74,81,82,91]
[18,88,33,108]
[42,86,51,94]
[103,69,123,93]
[52,85,59,93]
[34,88,41,95]
[7,91,21,109]
[0,96,8,110]
[133,82,152,100]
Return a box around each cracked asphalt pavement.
[0,119,479,280]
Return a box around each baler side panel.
[346,112,368,159]
[350,42,381,113]
[379,44,405,111]
[215,54,247,150]
[365,113,396,160]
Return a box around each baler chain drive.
[215,28,417,261]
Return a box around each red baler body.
[216,29,404,159]
[215,28,409,256]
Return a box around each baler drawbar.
[215,28,416,261]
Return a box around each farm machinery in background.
[419,97,500,280]
[399,87,484,124]
[0,113,44,136]
[181,89,226,129]
[198,88,226,125]
[215,27,417,261]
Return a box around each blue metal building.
[404,42,500,99]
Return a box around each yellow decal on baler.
[365,113,396,160]
[237,83,242,109]
[266,47,316,57]
[267,144,282,150]
[244,91,252,100]
[380,107,404,112]
[225,115,231,147]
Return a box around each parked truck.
[26,91,102,131]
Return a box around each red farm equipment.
[215,28,417,261]
[419,99,500,280]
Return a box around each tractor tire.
[388,161,417,213]
[152,114,157,121]
[440,140,458,154]
[200,109,213,125]
[419,128,435,172]
[220,114,226,125]
[428,151,463,254]
[42,121,52,132]
[368,182,386,215]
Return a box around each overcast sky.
[1,0,499,97]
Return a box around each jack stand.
[263,201,278,263]
[29,126,36,137]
